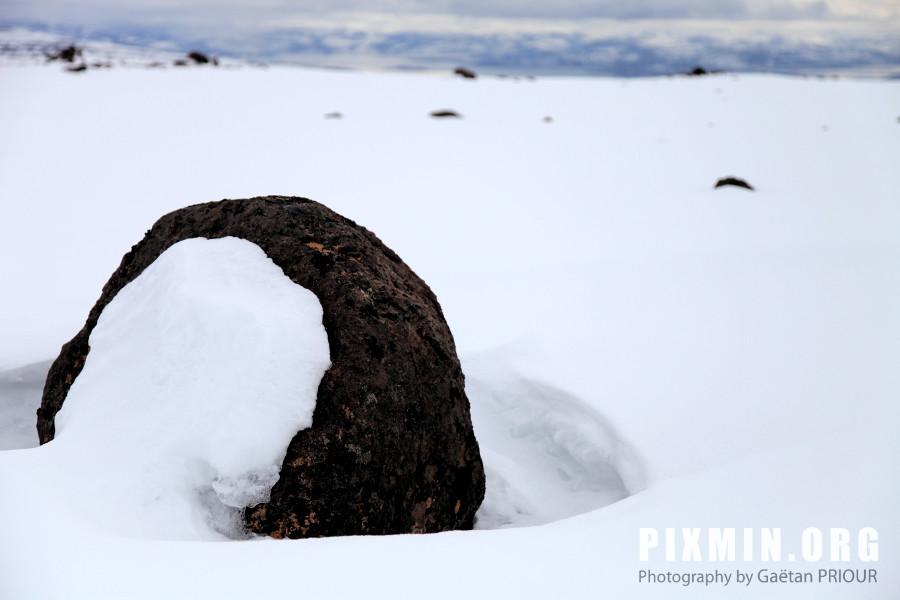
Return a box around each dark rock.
[187,51,211,64]
[430,109,462,118]
[38,196,485,538]
[454,67,477,79]
[45,45,81,63]
[175,52,218,66]
[682,66,725,76]
[714,177,754,191]
[65,63,88,73]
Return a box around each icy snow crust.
[0,63,898,599]
[54,237,330,539]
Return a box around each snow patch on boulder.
[51,237,331,540]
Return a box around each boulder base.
[38,196,485,537]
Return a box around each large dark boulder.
[38,196,485,538]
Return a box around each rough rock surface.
[38,196,485,538]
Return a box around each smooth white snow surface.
[0,63,898,599]
[44,237,330,540]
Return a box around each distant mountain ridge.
[3,20,898,77]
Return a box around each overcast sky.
[3,0,899,27]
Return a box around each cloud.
[825,0,900,20]
[1,0,897,34]
[441,0,745,20]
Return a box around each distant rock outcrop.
[37,196,485,538]
[188,51,210,64]
[173,51,218,67]
[430,109,462,118]
[454,67,477,79]
[187,51,218,66]
[45,44,81,63]
[714,177,754,190]
[682,66,725,76]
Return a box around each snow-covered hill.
[0,26,247,69]
[0,57,898,599]
[4,22,899,77]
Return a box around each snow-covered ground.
[0,54,898,599]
